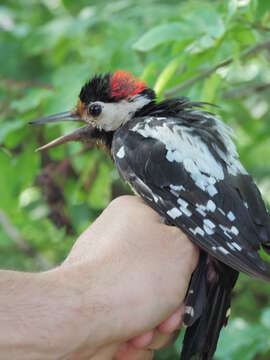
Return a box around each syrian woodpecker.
[30,71,270,360]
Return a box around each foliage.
[0,0,270,358]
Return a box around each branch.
[0,78,53,90]
[0,210,52,270]
[224,82,270,99]
[84,160,100,192]
[164,39,270,97]
[248,21,270,33]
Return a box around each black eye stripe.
[88,103,102,117]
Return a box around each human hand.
[88,304,185,359]
[59,196,199,359]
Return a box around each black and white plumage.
[31,72,270,360]
[111,101,270,358]
[112,106,270,279]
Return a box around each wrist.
[56,259,118,354]
[0,269,89,360]
[27,269,90,359]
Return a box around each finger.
[87,343,119,359]
[147,330,180,350]
[157,304,185,334]
[128,305,184,351]
[115,343,154,360]
[129,330,155,348]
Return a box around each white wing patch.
[203,219,216,235]
[177,198,192,217]
[227,211,236,222]
[219,224,239,239]
[207,200,216,212]
[170,184,185,191]
[132,121,224,196]
[131,115,247,197]
[116,146,125,159]
[201,113,248,176]
[167,207,182,219]
[189,226,205,236]
[185,306,195,317]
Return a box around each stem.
[0,78,52,90]
[224,82,270,99]
[164,39,270,97]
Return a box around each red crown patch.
[110,71,146,100]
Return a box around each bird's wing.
[112,114,270,280]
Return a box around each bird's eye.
[88,103,102,117]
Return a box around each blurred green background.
[0,0,270,358]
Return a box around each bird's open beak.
[29,111,83,125]
[29,110,96,152]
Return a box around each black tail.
[180,252,239,360]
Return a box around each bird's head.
[30,71,155,151]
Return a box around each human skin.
[0,196,198,360]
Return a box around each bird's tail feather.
[180,254,238,360]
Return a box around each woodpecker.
[30,71,270,360]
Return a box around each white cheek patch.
[95,96,150,131]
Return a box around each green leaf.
[216,319,267,359]
[154,57,182,96]
[261,308,270,329]
[255,0,270,20]
[133,23,195,52]
[62,0,93,15]
[133,4,225,53]
[201,73,221,103]
[11,88,52,112]
[46,64,90,114]
[0,120,24,144]
[88,161,112,209]
[226,0,238,22]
